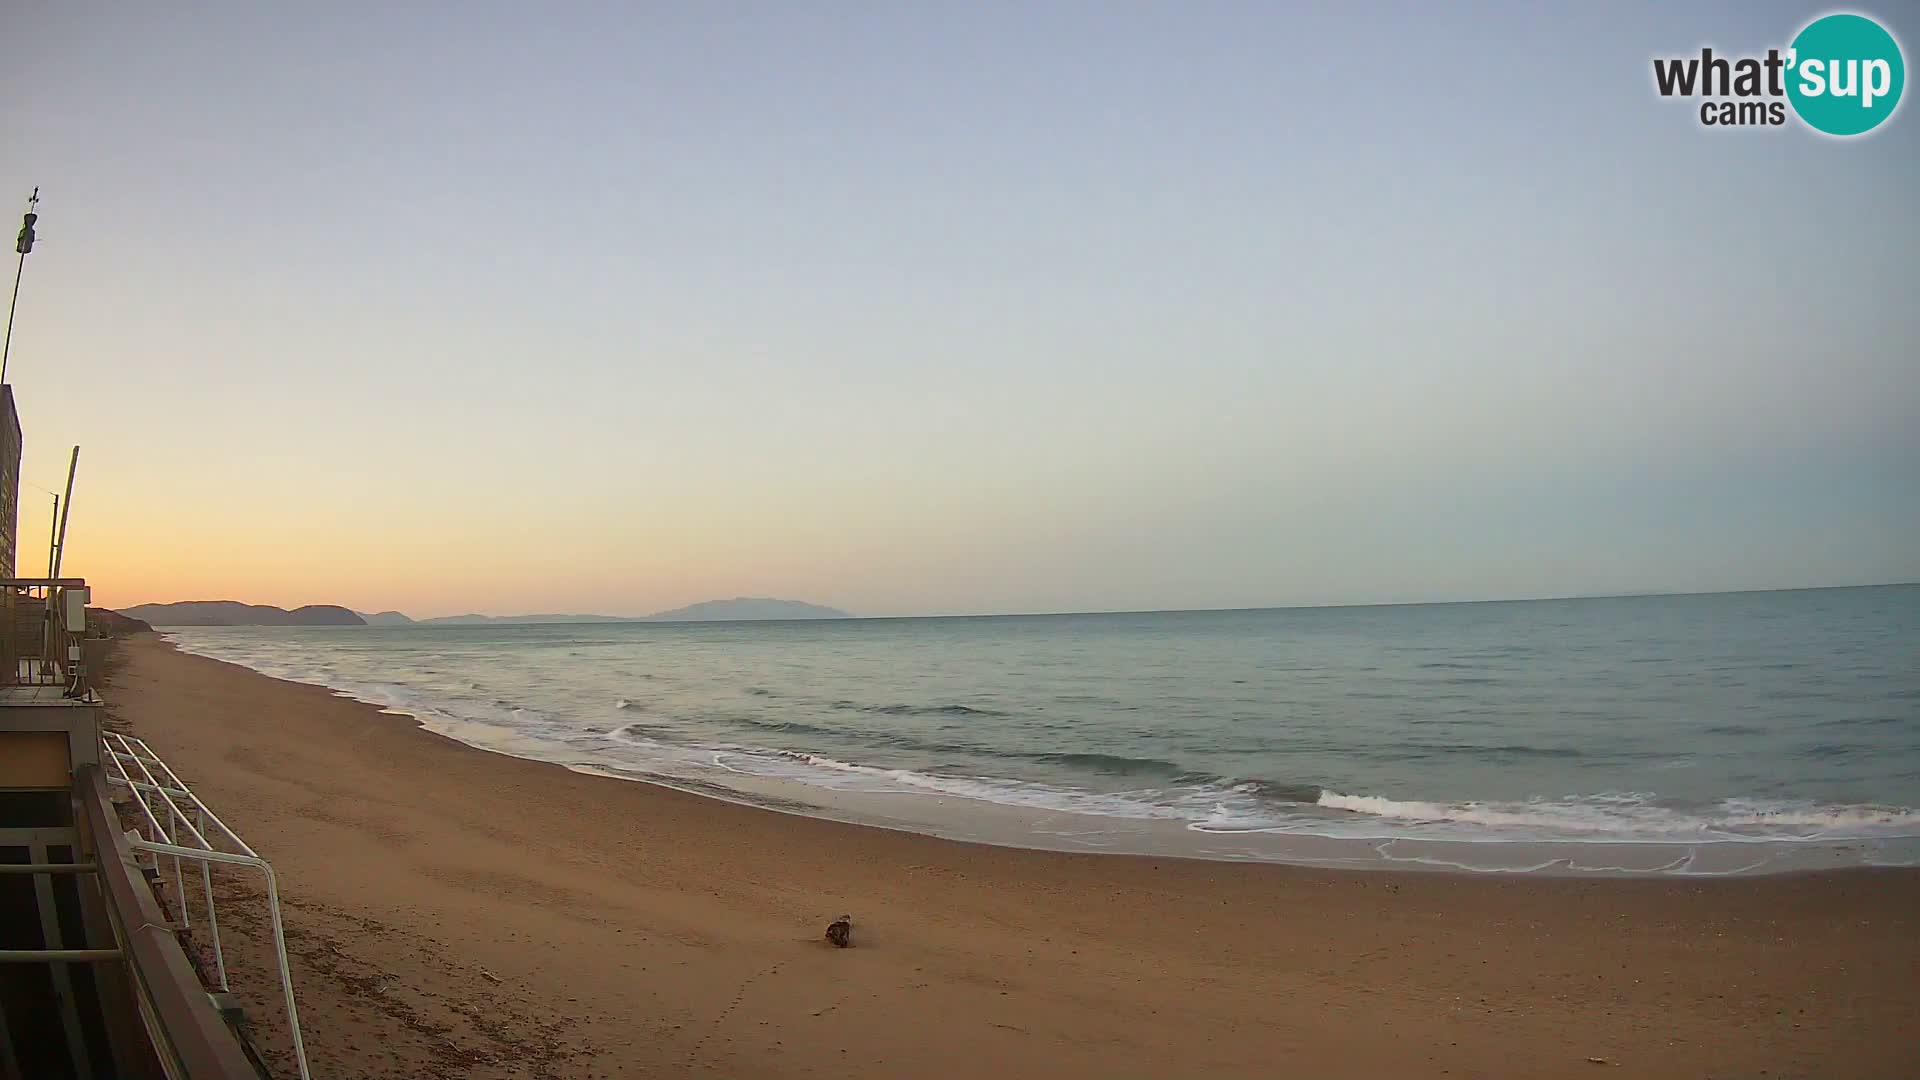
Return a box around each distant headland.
[114,601,366,626]
[115,597,852,627]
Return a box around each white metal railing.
[101,731,311,1080]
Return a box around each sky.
[1,2,1915,618]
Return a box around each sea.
[163,585,1920,877]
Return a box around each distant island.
[114,597,850,627]
[641,598,850,622]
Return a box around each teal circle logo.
[1786,13,1905,136]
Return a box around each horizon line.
[121,580,1918,626]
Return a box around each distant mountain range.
[115,597,850,627]
[116,601,366,626]
[640,598,850,622]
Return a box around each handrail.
[75,766,260,1079]
[102,732,310,1080]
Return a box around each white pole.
[52,446,77,577]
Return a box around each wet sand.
[103,634,1920,1079]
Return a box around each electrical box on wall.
[63,585,89,629]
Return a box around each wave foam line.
[1315,790,1920,840]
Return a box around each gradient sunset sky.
[2,2,1915,618]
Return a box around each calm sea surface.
[165,586,1920,874]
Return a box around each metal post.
[39,578,56,682]
[167,802,188,928]
[2,187,39,388]
[196,806,227,991]
[46,493,57,577]
[52,446,77,578]
[0,253,24,388]
[259,860,309,1079]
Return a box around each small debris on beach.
[825,915,853,948]
[1587,1056,1616,1066]
[479,968,504,984]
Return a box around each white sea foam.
[1314,790,1920,841]
[676,739,1920,844]
[704,745,1213,821]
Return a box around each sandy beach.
[99,634,1920,1079]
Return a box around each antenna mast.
[52,446,77,578]
[2,187,40,387]
[46,493,58,577]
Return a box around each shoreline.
[104,633,1920,1078]
[523,758,1920,880]
[160,628,1920,879]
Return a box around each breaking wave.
[1312,791,1920,841]
[637,732,1920,844]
